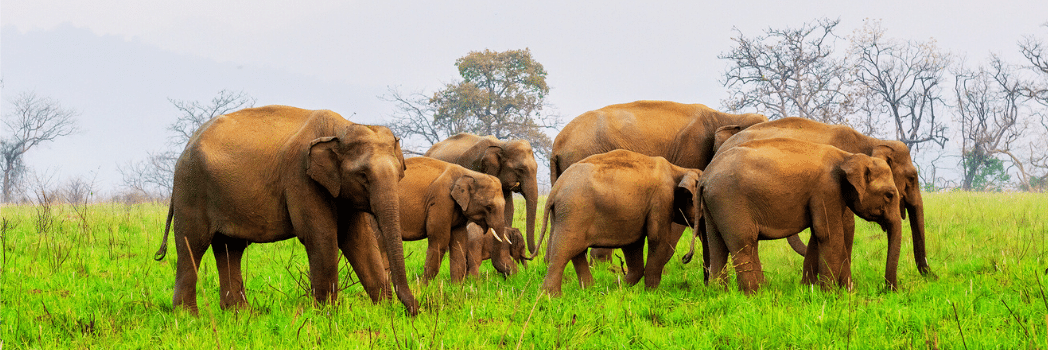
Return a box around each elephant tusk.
[504,233,513,244]
[489,228,504,242]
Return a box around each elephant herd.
[153,101,933,316]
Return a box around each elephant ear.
[674,170,702,226]
[307,136,341,197]
[479,146,503,176]
[841,154,871,204]
[451,175,476,211]
[871,144,895,169]
[713,125,743,152]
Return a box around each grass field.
[1,192,1047,348]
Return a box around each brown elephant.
[465,223,527,278]
[425,134,540,255]
[550,100,770,261]
[395,156,516,282]
[714,117,933,277]
[154,106,418,315]
[695,138,902,293]
[534,150,701,296]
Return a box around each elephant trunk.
[523,177,538,255]
[371,182,419,316]
[487,214,517,276]
[883,216,903,291]
[906,191,933,278]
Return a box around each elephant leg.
[840,211,856,290]
[448,226,468,283]
[339,213,392,303]
[704,218,730,288]
[423,238,448,282]
[570,251,594,289]
[172,210,211,313]
[540,226,585,296]
[302,237,341,304]
[731,241,764,294]
[801,235,822,286]
[621,240,645,286]
[211,234,249,310]
[643,229,681,290]
[589,248,614,263]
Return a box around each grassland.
[1,191,1046,349]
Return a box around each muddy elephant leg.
[340,213,392,303]
[211,234,249,310]
[172,210,212,313]
[621,240,645,286]
[448,226,469,283]
[571,251,594,288]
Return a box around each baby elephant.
[534,149,702,296]
[396,157,517,282]
[465,223,528,278]
[696,138,902,293]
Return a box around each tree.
[385,49,560,158]
[849,20,951,154]
[720,18,856,125]
[954,56,1032,190]
[1,92,80,202]
[1017,23,1048,191]
[118,90,255,198]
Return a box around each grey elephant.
[534,150,701,296]
[694,138,902,293]
[466,223,527,278]
[425,134,540,255]
[394,156,517,282]
[154,105,418,315]
[550,100,770,262]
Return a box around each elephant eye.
[885,192,895,201]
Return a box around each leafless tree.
[120,90,254,198]
[720,18,856,126]
[1,92,81,203]
[954,56,1034,190]
[1017,23,1048,191]
[849,20,951,154]
[382,87,442,151]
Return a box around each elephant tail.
[154,199,175,261]
[528,200,554,260]
[681,185,704,264]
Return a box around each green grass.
[1,192,1046,348]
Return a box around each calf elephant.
[466,223,527,278]
[550,100,770,261]
[534,150,701,296]
[154,105,418,315]
[425,134,540,255]
[396,157,516,282]
[715,117,933,277]
[694,138,902,293]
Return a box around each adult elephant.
[154,105,418,315]
[715,117,933,277]
[550,100,770,261]
[425,134,540,255]
[395,157,516,282]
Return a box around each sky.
[2,0,1047,196]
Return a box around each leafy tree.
[385,49,560,158]
[1,92,80,202]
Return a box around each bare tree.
[1,92,81,202]
[849,20,951,154]
[119,90,254,199]
[954,56,1034,190]
[1017,23,1048,191]
[720,18,856,125]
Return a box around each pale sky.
[2,0,1047,195]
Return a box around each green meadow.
[1,192,1046,349]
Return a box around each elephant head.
[672,169,703,229]
[307,125,417,314]
[872,141,931,276]
[473,139,540,256]
[451,173,517,276]
[841,153,904,290]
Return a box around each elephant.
[153,105,418,315]
[425,133,540,255]
[714,117,933,277]
[465,223,527,278]
[533,150,701,296]
[550,100,770,262]
[692,138,902,293]
[394,156,516,282]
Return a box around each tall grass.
[1,192,1046,348]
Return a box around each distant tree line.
[721,19,1048,192]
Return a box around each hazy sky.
[2,0,1047,194]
